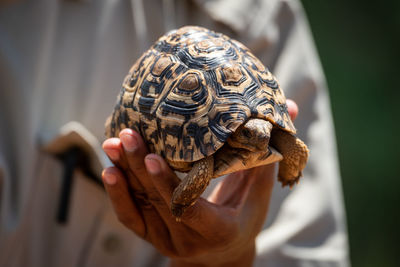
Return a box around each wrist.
[169,241,255,267]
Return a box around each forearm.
[169,241,255,267]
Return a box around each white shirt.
[0,0,349,266]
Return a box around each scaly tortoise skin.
[105,26,309,218]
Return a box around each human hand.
[102,100,298,266]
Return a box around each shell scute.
[106,26,295,165]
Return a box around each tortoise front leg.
[270,130,309,187]
[171,156,214,218]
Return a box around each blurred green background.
[300,1,400,266]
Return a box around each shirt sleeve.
[197,0,350,266]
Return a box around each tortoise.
[105,26,309,218]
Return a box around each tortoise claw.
[279,174,301,188]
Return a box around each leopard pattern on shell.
[105,26,295,171]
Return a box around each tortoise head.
[227,118,273,152]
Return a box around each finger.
[119,129,154,189]
[239,164,276,235]
[116,130,185,240]
[209,164,275,238]
[144,154,181,202]
[286,99,298,121]
[102,137,130,171]
[208,161,276,210]
[103,137,145,191]
[143,154,181,217]
[103,167,174,250]
[243,164,275,209]
[104,134,181,249]
[102,166,146,237]
[102,138,122,163]
[207,170,255,210]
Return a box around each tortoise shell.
[106,26,295,169]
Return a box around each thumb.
[286,99,298,121]
[239,163,276,233]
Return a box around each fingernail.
[120,132,137,152]
[145,157,161,175]
[103,170,117,185]
[104,148,120,161]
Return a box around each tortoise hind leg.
[171,156,214,218]
[270,130,309,187]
